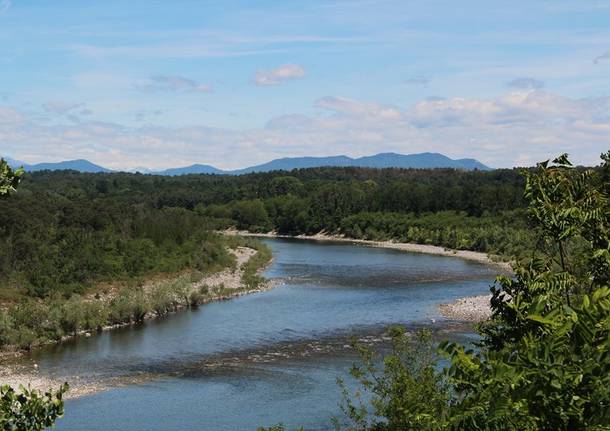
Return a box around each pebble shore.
[438,294,493,322]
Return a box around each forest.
[0,160,275,350]
[6,166,532,267]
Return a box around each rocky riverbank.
[438,294,493,322]
[224,230,513,272]
[0,245,274,398]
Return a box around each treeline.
[16,167,527,218]
[11,166,534,259]
[339,210,532,256]
[0,191,234,300]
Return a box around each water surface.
[45,238,497,430]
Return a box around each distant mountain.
[3,157,29,169]
[2,152,491,175]
[352,152,489,170]
[158,164,225,176]
[162,152,489,175]
[2,157,110,173]
[28,159,111,173]
[232,155,354,175]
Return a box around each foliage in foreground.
[0,384,68,431]
[0,159,23,197]
[443,154,610,430]
[336,328,449,430]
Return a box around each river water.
[38,238,498,430]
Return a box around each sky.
[0,0,609,170]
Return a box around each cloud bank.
[3,89,609,171]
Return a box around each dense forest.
[6,166,532,272]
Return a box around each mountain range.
[3,152,491,175]
[4,157,112,173]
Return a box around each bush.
[0,383,68,430]
[336,328,449,430]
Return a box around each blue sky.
[1,0,609,169]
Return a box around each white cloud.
[0,106,25,125]
[254,64,305,86]
[137,75,211,93]
[315,96,401,120]
[408,91,610,127]
[3,90,609,170]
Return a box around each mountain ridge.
[3,152,491,175]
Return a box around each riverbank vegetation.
[321,153,610,430]
[0,241,271,352]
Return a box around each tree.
[268,176,305,197]
[0,159,68,429]
[336,328,450,431]
[443,153,610,429]
[231,199,271,231]
[0,158,23,197]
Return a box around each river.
[35,238,498,430]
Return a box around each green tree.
[0,159,23,197]
[336,328,449,431]
[231,199,271,231]
[443,153,610,430]
[269,176,305,197]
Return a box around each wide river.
[34,238,498,430]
